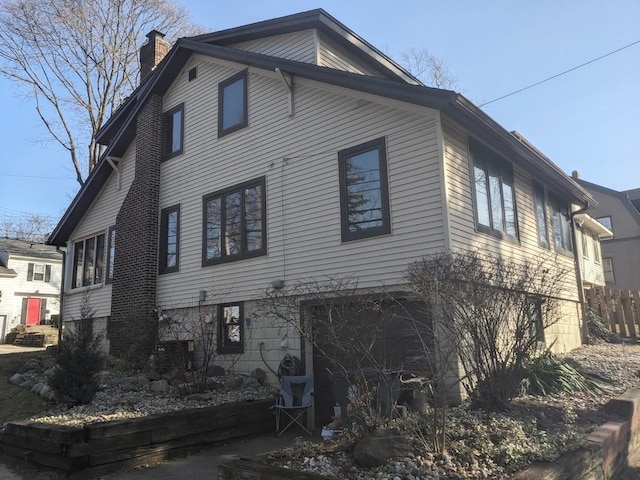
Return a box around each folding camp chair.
[275,375,314,436]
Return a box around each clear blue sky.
[1,1,638,227]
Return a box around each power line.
[479,39,640,107]
[0,172,72,180]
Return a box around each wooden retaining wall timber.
[0,398,274,479]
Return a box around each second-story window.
[159,205,180,274]
[218,70,248,137]
[597,216,613,239]
[202,177,266,265]
[533,183,549,248]
[471,142,518,240]
[27,263,51,282]
[338,137,391,242]
[550,196,572,253]
[164,104,184,159]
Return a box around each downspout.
[55,246,66,349]
[570,202,590,345]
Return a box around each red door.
[26,298,41,325]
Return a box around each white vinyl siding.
[317,33,384,77]
[230,30,316,63]
[576,229,605,287]
[157,56,444,308]
[63,143,136,319]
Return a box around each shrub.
[586,307,621,343]
[48,293,105,405]
[520,350,611,397]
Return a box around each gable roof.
[0,238,62,262]
[576,179,640,225]
[190,9,422,86]
[47,10,594,247]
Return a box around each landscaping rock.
[150,379,169,394]
[20,379,36,389]
[31,382,45,395]
[39,384,52,398]
[353,429,413,467]
[123,375,150,389]
[250,368,267,384]
[242,377,260,388]
[225,376,244,390]
[9,373,25,385]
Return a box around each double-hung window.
[218,70,248,137]
[203,177,266,265]
[164,104,184,159]
[550,196,572,253]
[160,205,180,274]
[72,233,105,288]
[27,263,51,282]
[471,142,518,240]
[338,137,391,242]
[218,303,244,354]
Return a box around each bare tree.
[0,0,201,186]
[401,46,458,90]
[407,250,569,412]
[0,212,56,242]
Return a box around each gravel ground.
[4,343,640,480]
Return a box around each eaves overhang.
[50,35,591,245]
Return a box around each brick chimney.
[139,30,170,82]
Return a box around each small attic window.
[188,67,197,81]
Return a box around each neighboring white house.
[0,238,62,342]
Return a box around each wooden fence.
[585,287,640,338]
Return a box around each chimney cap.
[145,30,166,41]
[572,170,581,180]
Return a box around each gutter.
[570,202,591,344]
[55,246,66,348]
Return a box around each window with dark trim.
[533,183,549,248]
[27,263,51,282]
[218,70,247,137]
[106,226,115,284]
[218,303,243,354]
[72,233,105,288]
[596,216,613,239]
[471,142,518,240]
[203,177,266,265]
[338,137,391,242]
[550,196,572,253]
[164,103,184,159]
[160,205,180,274]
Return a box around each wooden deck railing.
[585,287,640,337]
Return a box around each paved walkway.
[0,344,46,354]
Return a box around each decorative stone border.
[513,387,640,480]
[0,398,274,478]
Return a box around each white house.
[0,238,62,342]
